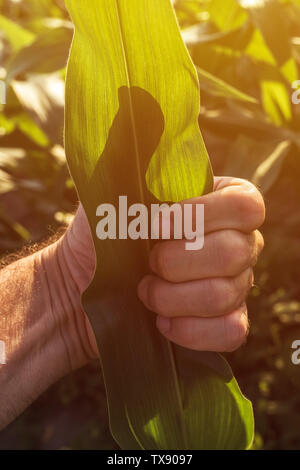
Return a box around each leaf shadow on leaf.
[91,86,165,206]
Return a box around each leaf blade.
[65,0,253,450]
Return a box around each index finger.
[153,176,265,239]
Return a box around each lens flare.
[240,0,267,7]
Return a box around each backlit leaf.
[64,0,254,450]
[7,26,73,80]
[0,15,34,51]
[197,66,258,103]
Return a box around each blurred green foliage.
[0,0,300,450]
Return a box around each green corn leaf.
[209,0,247,31]
[239,0,297,72]
[246,28,277,66]
[261,79,292,125]
[197,66,258,103]
[65,0,254,450]
[0,15,35,52]
[224,135,290,194]
[7,26,73,80]
[11,74,65,145]
[252,140,291,193]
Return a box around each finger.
[137,267,253,318]
[156,304,249,352]
[204,176,265,233]
[149,229,264,283]
[153,177,265,239]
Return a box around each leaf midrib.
[114,0,188,449]
[115,0,147,224]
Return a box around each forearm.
[0,239,95,430]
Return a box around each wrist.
[40,236,98,371]
[0,246,91,429]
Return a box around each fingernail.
[157,315,171,334]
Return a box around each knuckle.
[208,271,251,315]
[230,182,266,230]
[205,278,236,315]
[221,231,254,275]
[240,233,256,269]
[218,278,241,314]
[224,311,249,352]
[255,230,265,261]
[236,268,254,304]
[242,183,266,229]
[248,232,261,268]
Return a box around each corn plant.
[64,0,253,450]
[3,0,299,451]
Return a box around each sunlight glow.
[240,0,267,7]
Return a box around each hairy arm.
[0,238,97,430]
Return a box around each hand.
[62,176,265,357]
[138,176,265,352]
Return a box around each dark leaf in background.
[7,26,73,79]
[238,0,293,67]
[11,75,65,145]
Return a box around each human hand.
[137,176,265,352]
[62,176,265,358]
